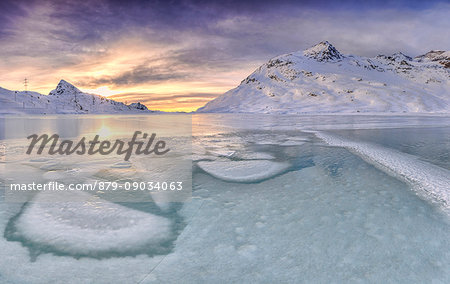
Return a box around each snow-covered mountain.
[128,102,149,111]
[0,80,154,114]
[198,41,450,113]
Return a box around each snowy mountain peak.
[376,52,412,63]
[303,41,343,61]
[415,50,450,68]
[415,50,445,61]
[49,79,82,96]
[198,43,450,114]
[391,52,412,61]
[129,102,148,110]
[0,80,159,114]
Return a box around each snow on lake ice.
[315,131,450,213]
[144,151,450,283]
[8,191,173,257]
[0,114,449,283]
[198,160,291,183]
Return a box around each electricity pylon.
[24,78,28,94]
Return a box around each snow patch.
[10,191,173,256]
[315,131,450,213]
[197,160,290,183]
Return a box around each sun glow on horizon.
[1,0,449,113]
[0,13,256,112]
[97,125,112,138]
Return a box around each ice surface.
[315,131,450,212]
[279,140,306,146]
[9,191,173,257]
[141,154,450,283]
[234,151,275,160]
[198,159,290,183]
[0,191,183,284]
[111,161,132,168]
[0,115,449,283]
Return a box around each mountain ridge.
[197,41,450,114]
[0,80,155,114]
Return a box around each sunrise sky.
[0,0,449,112]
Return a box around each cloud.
[107,91,219,112]
[0,0,448,111]
[3,0,449,69]
[206,3,450,57]
[79,64,187,87]
[109,92,218,102]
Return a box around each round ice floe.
[12,191,172,256]
[235,152,275,160]
[197,160,290,183]
[280,140,306,146]
[207,149,236,158]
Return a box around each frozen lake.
[0,114,449,283]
